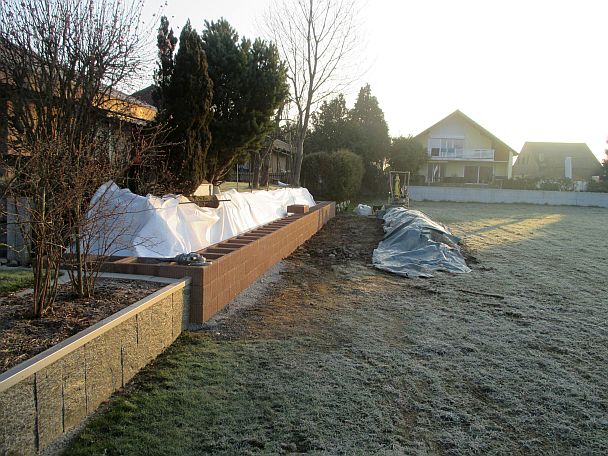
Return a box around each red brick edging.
[102,201,335,323]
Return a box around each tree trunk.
[292,137,304,187]
[250,151,261,190]
[261,153,270,188]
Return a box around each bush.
[587,180,608,192]
[360,162,388,196]
[301,149,364,202]
[501,177,540,190]
[301,152,332,198]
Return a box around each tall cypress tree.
[153,16,178,112]
[349,84,391,165]
[349,84,391,192]
[162,21,213,194]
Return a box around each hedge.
[302,149,364,202]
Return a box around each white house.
[414,110,517,184]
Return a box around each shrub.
[501,178,540,190]
[587,180,608,192]
[301,152,332,198]
[410,174,426,185]
[360,162,388,196]
[302,149,364,202]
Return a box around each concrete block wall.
[0,279,190,455]
[409,186,608,208]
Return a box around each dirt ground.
[208,202,608,454]
[65,202,608,455]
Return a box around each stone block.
[0,376,37,455]
[137,297,172,366]
[35,361,63,451]
[62,346,87,431]
[172,288,189,337]
[154,296,174,349]
[117,316,140,385]
[85,330,122,412]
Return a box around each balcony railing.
[429,149,495,160]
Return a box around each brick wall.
[193,201,334,322]
[0,279,190,455]
[101,201,336,323]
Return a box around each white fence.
[409,186,608,208]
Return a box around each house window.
[479,166,493,183]
[464,165,494,183]
[429,137,464,157]
[429,138,441,157]
[441,138,464,156]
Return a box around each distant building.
[512,142,602,180]
[269,139,293,175]
[414,110,517,184]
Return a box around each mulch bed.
[0,279,165,374]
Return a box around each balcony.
[429,149,495,160]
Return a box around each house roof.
[0,39,156,124]
[414,109,518,156]
[131,84,158,108]
[272,139,293,154]
[512,142,602,178]
[103,87,157,124]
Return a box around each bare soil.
[0,279,163,373]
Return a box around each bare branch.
[262,0,364,185]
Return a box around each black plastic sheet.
[372,207,471,278]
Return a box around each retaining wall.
[103,201,336,323]
[409,186,608,208]
[0,278,190,455]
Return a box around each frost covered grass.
[65,203,608,455]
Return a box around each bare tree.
[0,0,157,316]
[264,0,362,186]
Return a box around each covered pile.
[87,182,315,258]
[372,207,471,278]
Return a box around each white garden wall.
[409,186,608,208]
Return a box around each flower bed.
[0,277,190,454]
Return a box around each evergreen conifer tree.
[349,84,391,165]
[349,84,391,192]
[202,19,288,184]
[161,20,213,194]
[153,16,178,112]
[305,94,353,154]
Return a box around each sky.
[140,0,608,162]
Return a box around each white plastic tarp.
[353,204,373,216]
[87,182,315,258]
[372,207,471,278]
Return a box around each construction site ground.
[65,201,608,456]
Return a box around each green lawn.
[0,270,35,296]
[66,334,369,455]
